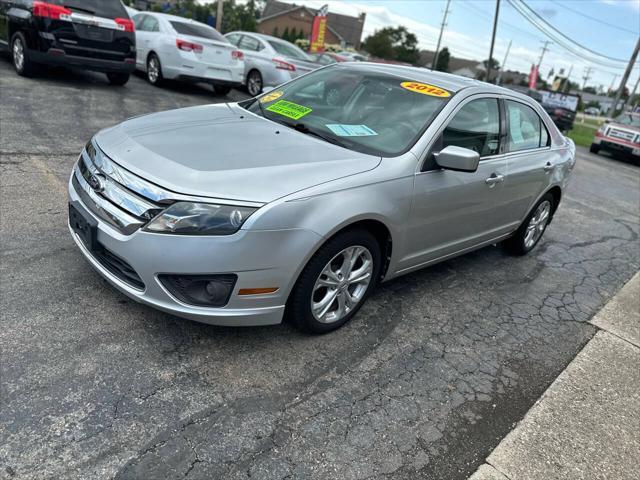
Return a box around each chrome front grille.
[608,127,635,142]
[73,141,164,234]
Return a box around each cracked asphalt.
[1,58,639,480]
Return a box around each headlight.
[144,202,257,235]
[597,124,608,134]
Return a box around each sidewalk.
[469,272,640,480]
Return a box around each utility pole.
[537,40,551,71]
[582,66,593,91]
[216,0,224,32]
[486,0,500,83]
[621,75,640,112]
[432,0,451,71]
[608,38,640,117]
[608,74,619,95]
[496,39,512,85]
[563,64,573,93]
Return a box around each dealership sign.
[310,5,329,53]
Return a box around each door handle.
[543,162,554,173]
[485,173,504,187]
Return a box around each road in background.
[1,59,639,480]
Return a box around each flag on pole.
[528,64,539,90]
[310,4,329,53]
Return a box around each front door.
[398,97,510,272]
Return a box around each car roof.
[334,62,518,95]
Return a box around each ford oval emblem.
[88,173,106,192]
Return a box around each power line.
[515,0,628,63]
[554,1,639,35]
[506,0,635,70]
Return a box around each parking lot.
[1,58,639,480]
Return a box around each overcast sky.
[267,0,639,92]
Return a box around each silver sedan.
[68,64,575,333]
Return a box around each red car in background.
[591,112,640,161]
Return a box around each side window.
[442,98,500,157]
[239,35,263,51]
[226,34,241,46]
[133,15,147,31]
[142,16,160,33]
[506,101,547,152]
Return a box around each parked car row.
[0,0,370,97]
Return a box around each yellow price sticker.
[400,82,451,97]
[260,90,284,104]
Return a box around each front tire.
[286,229,381,334]
[146,53,163,86]
[589,143,600,154]
[106,73,130,86]
[503,193,554,255]
[246,69,263,97]
[11,32,36,77]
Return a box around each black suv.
[0,0,135,85]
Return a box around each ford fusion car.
[68,64,575,333]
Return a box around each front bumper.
[592,137,640,157]
[68,175,321,326]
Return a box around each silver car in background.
[132,12,244,95]
[225,31,320,96]
[68,64,575,333]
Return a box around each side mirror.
[435,145,480,172]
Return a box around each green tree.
[434,47,450,72]
[282,26,291,42]
[482,57,500,71]
[363,26,420,65]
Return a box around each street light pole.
[432,0,451,71]
[608,38,640,117]
[496,39,512,85]
[486,0,500,83]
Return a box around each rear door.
[44,0,134,62]
[169,20,238,70]
[501,99,555,224]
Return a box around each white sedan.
[132,12,244,95]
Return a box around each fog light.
[159,274,236,307]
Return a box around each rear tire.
[589,143,600,154]
[503,193,555,255]
[286,229,381,334]
[146,53,163,86]
[106,73,130,86]
[246,69,263,97]
[11,32,36,77]
[213,85,231,95]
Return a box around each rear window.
[267,40,311,61]
[49,0,127,18]
[170,21,226,42]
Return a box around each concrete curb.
[469,272,640,480]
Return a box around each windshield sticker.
[260,90,284,104]
[326,124,378,137]
[400,82,451,97]
[266,100,312,120]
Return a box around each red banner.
[310,6,328,53]
[528,64,539,90]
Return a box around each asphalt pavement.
[1,59,639,480]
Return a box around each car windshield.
[613,113,640,127]
[267,40,311,61]
[170,21,227,42]
[241,65,452,157]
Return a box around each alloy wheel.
[524,200,551,249]
[13,38,25,72]
[311,245,373,324]
[147,57,159,83]
[247,71,262,96]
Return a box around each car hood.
[94,103,380,203]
